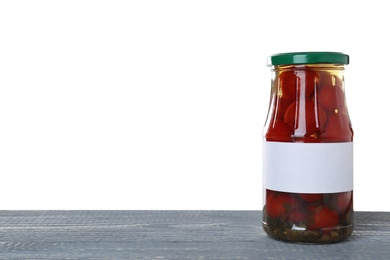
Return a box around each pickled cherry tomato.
[266,191,297,219]
[299,193,323,203]
[321,111,352,142]
[274,95,292,120]
[284,102,297,129]
[300,100,327,135]
[265,120,293,142]
[279,71,297,100]
[309,207,339,230]
[284,100,327,135]
[295,69,319,98]
[279,70,318,101]
[318,71,341,90]
[319,84,346,113]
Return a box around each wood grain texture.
[0,211,389,259]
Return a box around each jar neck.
[272,64,346,72]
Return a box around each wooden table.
[0,211,389,259]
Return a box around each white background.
[0,1,388,211]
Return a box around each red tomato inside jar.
[262,52,353,243]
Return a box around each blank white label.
[263,141,353,193]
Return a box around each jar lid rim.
[267,52,349,66]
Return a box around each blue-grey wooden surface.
[0,211,389,259]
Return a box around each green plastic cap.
[267,52,349,66]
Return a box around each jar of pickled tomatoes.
[262,52,353,243]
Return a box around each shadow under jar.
[262,52,353,243]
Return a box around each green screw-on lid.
[267,52,349,66]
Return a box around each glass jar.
[262,52,353,243]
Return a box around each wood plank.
[0,211,389,259]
